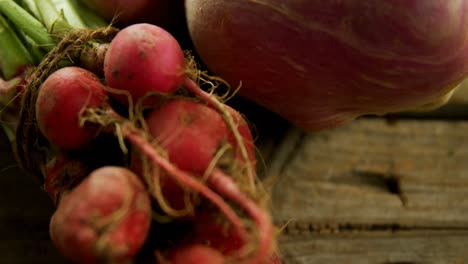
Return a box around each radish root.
[15,26,119,179]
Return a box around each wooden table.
[272,119,468,263]
[1,85,468,263]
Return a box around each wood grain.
[278,231,468,264]
[270,118,468,262]
[272,119,468,227]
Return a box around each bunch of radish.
[0,1,279,262]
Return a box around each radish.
[43,152,89,205]
[164,244,281,264]
[104,23,257,195]
[139,98,274,263]
[163,244,225,264]
[131,98,234,211]
[147,99,230,174]
[36,66,249,248]
[49,166,152,264]
[35,66,107,150]
[104,23,185,106]
[139,99,255,210]
[43,137,129,206]
[79,43,110,77]
[187,209,282,264]
[188,209,245,256]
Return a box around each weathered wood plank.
[272,118,468,227]
[279,230,468,264]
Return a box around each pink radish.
[188,209,245,256]
[36,66,248,249]
[164,244,225,264]
[140,98,274,263]
[49,166,151,264]
[137,99,255,209]
[104,23,185,105]
[36,67,107,149]
[43,152,89,205]
[187,209,282,263]
[104,23,257,192]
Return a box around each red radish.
[208,169,274,264]
[188,209,281,264]
[147,99,229,174]
[183,79,258,192]
[49,166,151,264]
[37,66,248,245]
[104,23,185,105]
[79,43,110,77]
[103,23,256,189]
[141,98,274,263]
[164,244,225,264]
[102,24,261,244]
[225,105,256,168]
[186,0,468,130]
[36,66,107,149]
[138,99,252,211]
[188,209,245,256]
[126,129,249,241]
[269,253,282,264]
[131,98,231,211]
[43,152,89,205]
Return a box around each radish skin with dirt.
[35,67,108,150]
[103,24,257,189]
[49,166,152,264]
[103,23,185,105]
[165,244,225,264]
[34,66,262,262]
[137,98,275,263]
[43,152,90,205]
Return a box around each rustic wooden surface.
[270,118,468,263]
[279,231,468,264]
[272,119,468,226]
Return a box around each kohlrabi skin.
[186,0,468,130]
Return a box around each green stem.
[34,0,73,37]
[51,0,86,28]
[0,14,33,79]
[72,0,107,28]
[17,29,47,64]
[18,0,41,19]
[1,122,16,144]
[51,0,106,28]
[0,0,56,51]
[0,76,21,145]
